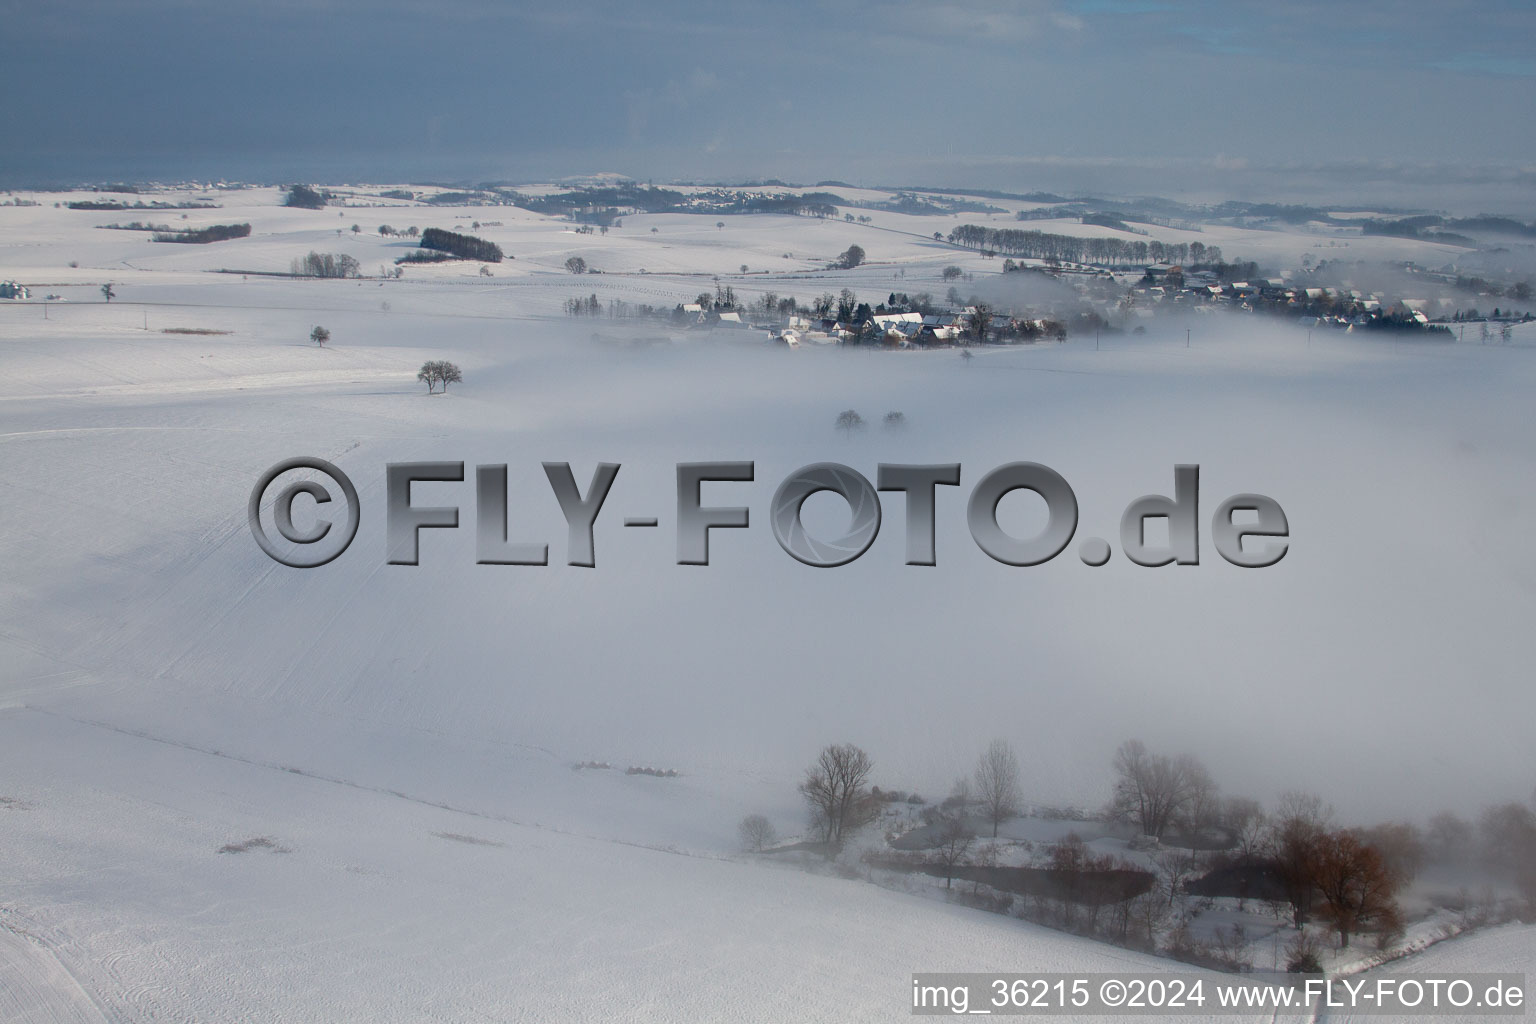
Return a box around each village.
[609,257,1529,349]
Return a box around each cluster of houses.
[671,254,1469,348]
[773,311,964,347]
[773,309,1069,348]
[1131,265,1432,329]
[683,304,979,346]
[0,281,30,300]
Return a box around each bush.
[1285,929,1325,973]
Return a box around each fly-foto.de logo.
[247,459,1288,570]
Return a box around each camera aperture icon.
[770,462,883,568]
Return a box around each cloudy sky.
[3,0,1534,205]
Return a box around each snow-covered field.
[0,186,1532,1021]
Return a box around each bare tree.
[974,738,1022,838]
[310,326,330,347]
[565,256,587,275]
[416,359,464,395]
[1180,766,1221,837]
[835,409,865,436]
[933,813,975,889]
[1155,847,1200,909]
[738,814,777,853]
[1480,802,1536,870]
[1478,802,1536,911]
[101,283,115,302]
[1267,791,1332,928]
[1111,740,1213,840]
[1357,822,1425,886]
[1126,889,1170,951]
[799,743,875,849]
[1222,796,1268,859]
[1427,811,1473,863]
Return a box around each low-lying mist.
[16,313,1536,831]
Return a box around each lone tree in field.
[101,283,115,302]
[974,739,1022,838]
[835,409,865,436]
[738,814,777,853]
[800,743,875,848]
[565,256,587,275]
[838,244,865,270]
[310,326,330,347]
[417,359,463,395]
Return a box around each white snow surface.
[1,186,1533,1021]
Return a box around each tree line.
[949,224,1221,268]
[419,227,504,263]
[290,252,360,278]
[151,223,251,244]
[283,184,327,210]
